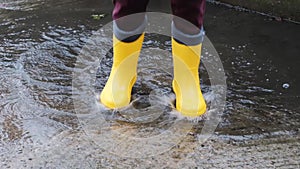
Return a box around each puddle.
[0,0,299,168]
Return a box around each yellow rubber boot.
[100,34,144,108]
[172,38,207,117]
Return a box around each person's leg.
[171,0,206,35]
[170,0,207,117]
[100,0,149,108]
[113,0,149,32]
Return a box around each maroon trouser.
[113,0,206,35]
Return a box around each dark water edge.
[0,0,299,168]
[215,0,300,23]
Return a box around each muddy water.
[0,0,299,168]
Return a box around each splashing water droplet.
[282,83,290,89]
